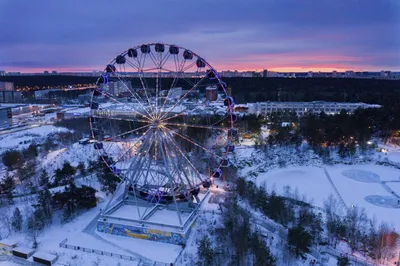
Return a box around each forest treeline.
[2,76,400,105]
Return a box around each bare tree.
[0,205,13,239]
[370,222,399,264]
[26,210,44,249]
[345,205,368,251]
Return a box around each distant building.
[235,101,381,117]
[0,82,14,91]
[0,82,21,103]
[205,86,217,101]
[263,69,268,78]
[0,70,5,76]
[44,71,49,75]
[345,71,355,78]
[0,107,12,128]
[51,70,57,75]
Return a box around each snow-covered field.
[254,164,400,231]
[0,125,69,152]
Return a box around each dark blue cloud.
[0,0,399,71]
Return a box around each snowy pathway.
[380,181,400,198]
[323,167,348,211]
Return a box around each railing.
[59,238,141,262]
[59,238,175,265]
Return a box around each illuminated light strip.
[106,124,150,142]
[161,128,204,185]
[160,113,187,122]
[113,127,152,164]
[164,122,227,131]
[159,132,190,189]
[94,88,151,121]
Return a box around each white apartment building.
[236,101,381,116]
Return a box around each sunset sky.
[1,0,399,73]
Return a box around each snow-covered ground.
[0,200,141,266]
[0,125,69,152]
[252,163,400,231]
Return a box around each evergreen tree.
[287,225,313,259]
[250,230,276,266]
[2,150,22,169]
[197,235,214,266]
[2,172,15,203]
[77,161,86,176]
[94,156,119,193]
[23,144,38,160]
[39,169,50,188]
[11,207,22,232]
[336,254,351,266]
[37,188,53,226]
[54,161,76,186]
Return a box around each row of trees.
[324,195,399,264]
[2,144,38,170]
[1,177,96,247]
[197,198,276,266]
[236,177,399,264]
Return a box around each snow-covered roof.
[0,239,18,246]
[33,252,57,261]
[12,246,34,254]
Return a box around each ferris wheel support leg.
[157,135,183,226]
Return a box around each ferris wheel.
[89,43,236,212]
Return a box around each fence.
[59,238,141,262]
[59,238,175,266]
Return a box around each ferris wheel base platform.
[96,190,210,246]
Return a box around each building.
[0,106,12,128]
[235,101,381,117]
[0,239,18,254]
[0,82,22,103]
[205,86,217,101]
[0,70,5,76]
[345,71,355,78]
[0,82,14,91]
[262,69,268,78]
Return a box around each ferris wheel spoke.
[164,126,224,160]
[111,70,154,119]
[160,131,194,188]
[148,51,159,70]
[181,61,197,73]
[160,135,194,190]
[161,128,205,186]
[93,88,151,121]
[107,124,150,142]
[159,75,208,120]
[125,60,155,116]
[113,127,152,164]
[160,52,171,68]
[160,112,187,122]
[159,57,188,111]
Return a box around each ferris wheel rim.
[89,42,236,196]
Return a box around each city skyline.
[1,0,399,72]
